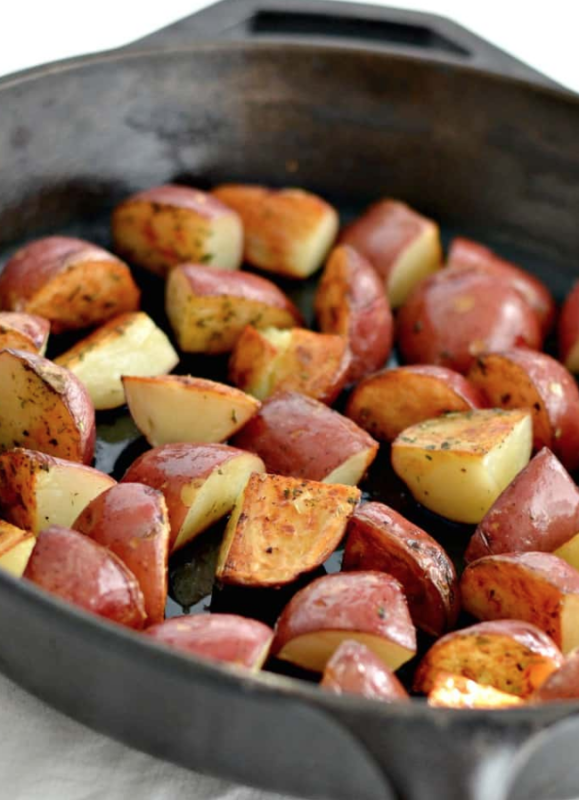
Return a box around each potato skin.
[397,267,542,373]
[321,640,409,701]
[314,245,393,382]
[427,673,523,708]
[0,312,50,354]
[559,281,579,372]
[24,525,146,629]
[466,448,579,562]
[343,502,459,636]
[531,650,579,702]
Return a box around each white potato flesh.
[561,597,579,654]
[34,463,116,533]
[554,534,579,570]
[0,522,35,577]
[565,341,579,373]
[288,209,339,278]
[324,448,376,486]
[391,409,533,524]
[388,223,442,309]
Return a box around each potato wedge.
[320,640,410,701]
[346,365,484,442]
[559,281,579,372]
[391,409,532,524]
[0,349,95,463]
[0,520,35,577]
[343,502,459,636]
[55,312,179,410]
[231,391,377,485]
[122,443,265,552]
[0,236,140,333]
[0,312,50,355]
[112,184,243,277]
[165,263,302,354]
[461,551,579,654]
[339,199,442,308]
[413,619,563,697]
[531,650,579,702]
[216,473,360,587]
[228,326,351,404]
[468,349,579,471]
[272,571,416,672]
[212,184,338,279]
[123,375,260,447]
[0,448,115,534]
[427,673,523,709]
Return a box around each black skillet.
[2,2,579,799]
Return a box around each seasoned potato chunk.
[0,520,35,577]
[427,673,523,709]
[0,312,50,355]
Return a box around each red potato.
[460,552,579,654]
[531,650,579,702]
[73,483,170,625]
[447,237,555,334]
[468,349,579,471]
[145,614,273,672]
[165,263,302,354]
[346,365,485,442]
[0,312,50,355]
[314,245,393,382]
[0,349,95,464]
[122,443,265,552]
[0,520,35,577]
[112,184,243,277]
[397,267,542,374]
[212,184,338,279]
[465,448,579,563]
[272,571,417,673]
[24,526,146,629]
[413,619,563,697]
[0,448,115,534]
[559,281,579,372]
[427,673,523,709]
[228,326,351,404]
[320,640,410,702]
[339,199,442,308]
[0,236,140,333]
[342,502,459,637]
[231,391,378,485]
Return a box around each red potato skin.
[343,502,459,637]
[0,312,50,353]
[463,551,579,596]
[532,650,579,702]
[24,525,146,629]
[272,571,416,656]
[73,483,170,625]
[558,281,579,368]
[314,245,393,382]
[320,639,409,701]
[466,448,579,563]
[397,268,542,373]
[448,238,555,334]
[231,391,378,481]
[144,614,273,669]
[121,184,236,218]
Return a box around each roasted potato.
[0,312,50,355]
[339,199,442,308]
[0,520,35,577]
[391,409,532,524]
[212,184,338,279]
[0,236,140,333]
[320,640,410,701]
[112,184,243,277]
[531,650,579,702]
[427,673,523,709]
[558,281,579,372]
[216,473,360,587]
[231,391,378,485]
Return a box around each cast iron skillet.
[2,2,579,799]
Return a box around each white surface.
[0,2,577,799]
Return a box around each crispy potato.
[0,312,50,355]
[343,502,459,636]
[391,409,532,524]
[466,448,579,562]
[427,673,523,708]
[559,281,579,372]
[468,349,579,471]
[531,650,579,702]
[145,614,273,672]
[320,640,409,701]
[0,520,35,577]
[112,184,243,277]
[55,312,179,411]
[346,365,484,442]
[397,267,542,374]
[339,199,442,308]
[314,245,393,382]
[74,483,170,625]
[0,349,95,463]
[212,184,338,279]
[24,525,146,629]
[272,571,416,672]
[0,236,139,333]
[461,552,579,654]
[228,326,351,404]
[165,263,302,354]
[123,375,260,447]
[413,619,563,697]
[0,448,115,534]
[216,473,360,587]
[231,391,377,485]
[122,443,265,552]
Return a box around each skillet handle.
[129,0,557,88]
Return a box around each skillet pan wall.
[2,3,579,800]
